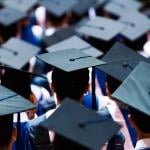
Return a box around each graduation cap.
[71,0,97,17]
[46,35,103,58]
[38,0,77,19]
[0,7,26,42]
[0,37,40,69]
[119,11,150,50]
[0,7,26,26]
[3,0,38,12]
[112,61,150,116]
[37,48,105,72]
[0,84,36,116]
[76,16,125,52]
[97,42,150,82]
[104,0,142,18]
[37,48,106,110]
[43,26,75,48]
[40,98,121,150]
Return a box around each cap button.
[122,62,128,68]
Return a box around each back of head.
[1,69,32,99]
[129,107,150,133]
[53,134,90,150]
[106,75,121,94]
[0,115,13,148]
[51,68,89,101]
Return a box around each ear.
[84,83,90,93]
[11,128,17,143]
[51,82,56,93]
[128,114,136,129]
[105,82,111,98]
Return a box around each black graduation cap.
[40,98,121,150]
[0,7,26,26]
[0,84,36,116]
[46,35,103,58]
[38,0,77,18]
[119,11,150,50]
[0,37,40,69]
[76,16,125,53]
[97,42,150,82]
[0,7,26,42]
[43,26,75,48]
[112,61,150,116]
[3,0,38,12]
[37,48,105,72]
[104,0,142,18]
[71,0,97,17]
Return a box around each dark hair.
[53,134,90,150]
[52,68,89,101]
[129,107,150,133]
[0,115,13,147]
[106,76,121,94]
[1,69,32,99]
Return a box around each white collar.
[135,138,150,150]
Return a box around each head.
[106,75,121,98]
[51,68,90,103]
[0,115,17,149]
[1,69,37,120]
[128,107,150,139]
[53,134,90,150]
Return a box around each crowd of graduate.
[0,0,150,150]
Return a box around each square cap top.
[112,61,150,116]
[97,42,150,82]
[72,0,97,16]
[46,35,103,57]
[37,48,105,72]
[104,0,142,17]
[0,7,26,27]
[0,37,40,69]
[3,0,38,12]
[94,0,110,9]
[40,98,121,150]
[38,0,77,18]
[76,16,125,41]
[44,26,75,47]
[0,84,36,116]
[119,11,150,41]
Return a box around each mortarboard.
[71,0,97,17]
[104,0,142,18]
[37,48,105,72]
[76,16,125,52]
[119,11,150,42]
[0,7,26,27]
[97,42,150,82]
[0,84,36,116]
[76,16,125,41]
[112,61,150,116]
[3,0,38,12]
[0,37,40,69]
[40,98,121,150]
[38,0,77,18]
[46,35,103,58]
[94,0,110,9]
[43,26,75,48]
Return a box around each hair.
[51,68,89,101]
[129,107,150,133]
[0,114,13,148]
[53,134,90,150]
[1,69,32,99]
[106,75,121,94]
